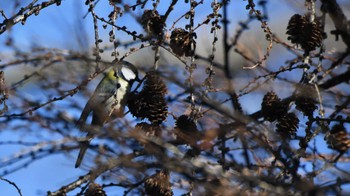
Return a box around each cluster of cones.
[261,91,350,155]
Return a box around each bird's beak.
[135,75,141,82]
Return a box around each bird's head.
[105,61,139,83]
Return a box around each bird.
[75,61,139,168]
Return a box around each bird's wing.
[94,75,119,103]
[77,79,116,125]
[77,100,93,127]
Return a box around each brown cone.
[170,28,196,57]
[127,71,168,124]
[302,21,324,51]
[127,92,144,119]
[276,113,299,139]
[84,183,106,196]
[295,84,318,117]
[141,9,165,37]
[261,91,288,122]
[144,170,173,196]
[174,115,201,147]
[136,122,161,137]
[287,14,307,46]
[286,14,324,51]
[326,124,350,152]
[295,97,317,117]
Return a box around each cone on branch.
[286,14,307,46]
[135,122,164,155]
[144,170,173,196]
[295,97,317,117]
[325,124,350,153]
[127,91,145,119]
[286,14,324,52]
[136,122,162,137]
[174,115,202,147]
[84,183,106,196]
[294,85,318,117]
[170,28,196,57]
[141,9,165,37]
[276,113,299,139]
[128,71,168,124]
[261,91,288,122]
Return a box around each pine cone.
[302,21,324,51]
[286,14,324,51]
[174,115,201,147]
[141,10,165,37]
[276,113,299,139]
[144,170,173,196]
[176,115,197,131]
[295,97,317,117]
[326,124,350,152]
[286,14,307,45]
[136,122,161,137]
[261,91,288,122]
[127,71,168,124]
[127,92,144,118]
[143,71,167,95]
[84,183,106,196]
[142,72,168,124]
[135,122,164,155]
[148,95,168,124]
[295,84,318,117]
[170,28,196,57]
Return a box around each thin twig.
[0,177,22,196]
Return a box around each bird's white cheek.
[121,67,136,81]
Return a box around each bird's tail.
[75,140,89,168]
[75,132,94,168]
